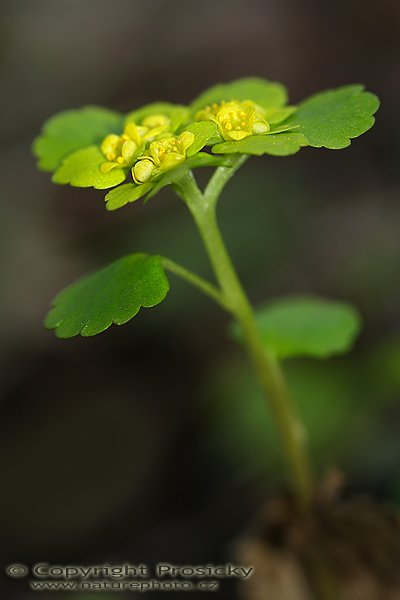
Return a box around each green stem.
[176,167,314,512]
[204,154,249,209]
[160,256,230,311]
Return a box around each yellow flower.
[196,99,270,141]
[141,114,171,138]
[132,131,195,184]
[100,115,172,173]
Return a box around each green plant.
[33,77,379,512]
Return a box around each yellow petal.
[159,152,184,171]
[132,159,156,184]
[121,139,137,163]
[149,137,174,165]
[124,122,145,145]
[177,131,195,154]
[142,114,170,129]
[101,134,120,156]
[142,125,168,142]
[253,121,270,134]
[228,130,252,141]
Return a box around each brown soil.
[235,473,400,600]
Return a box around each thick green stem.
[176,167,314,512]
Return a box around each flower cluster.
[97,98,276,194]
[100,115,171,172]
[35,78,378,212]
[100,112,195,182]
[35,79,306,210]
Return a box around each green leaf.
[185,152,229,168]
[52,146,127,189]
[33,106,124,171]
[105,182,154,211]
[234,295,362,359]
[124,102,190,132]
[212,132,308,156]
[285,85,380,149]
[265,106,297,125]
[45,254,170,338]
[185,121,219,156]
[190,77,288,113]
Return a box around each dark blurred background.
[1,0,399,598]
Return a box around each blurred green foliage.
[203,334,400,504]
[232,295,361,359]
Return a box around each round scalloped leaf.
[190,77,288,113]
[33,106,124,172]
[52,146,127,189]
[45,254,170,338]
[212,132,308,156]
[285,85,380,149]
[105,182,154,211]
[124,102,190,132]
[233,296,362,359]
